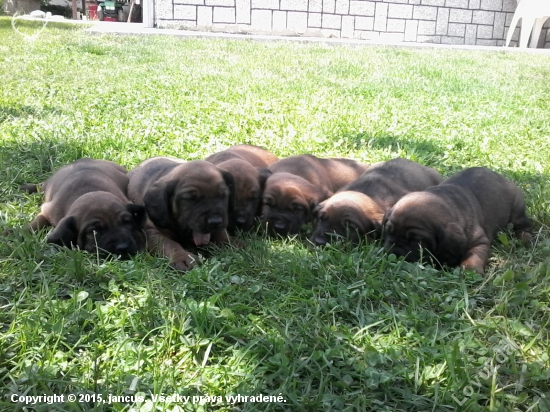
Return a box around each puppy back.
[127,157,185,204]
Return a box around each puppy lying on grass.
[23,158,146,258]
[383,167,533,275]
[261,154,370,236]
[310,158,443,245]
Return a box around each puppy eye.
[263,198,273,207]
[121,216,133,225]
[181,192,199,200]
[292,204,304,212]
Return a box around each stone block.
[206,0,234,5]
[197,6,213,25]
[373,2,388,31]
[272,10,286,30]
[156,0,173,19]
[335,0,349,14]
[445,0,468,7]
[469,0,480,7]
[251,9,272,30]
[480,0,502,10]
[323,0,336,13]
[387,18,405,32]
[349,0,375,16]
[465,23,477,43]
[476,24,493,38]
[322,13,341,28]
[447,22,465,35]
[235,0,250,23]
[418,20,436,34]
[413,5,437,20]
[174,4,196,19]
[251,0,277,8]
[436,7,449,34]
[355,15,374,29]
[502,0,516,12]
[309,12,322,26]
[493,11,505,38]
[287,11,307,31]
[388,3,412,18]
[473,10,494,24]
[341,15,355,36]
[404,19,418,40]
[280,0,308,11]
[309,0,322,12]
[449,8,472,23]
[421,0,444,6]
[213,6,235,22]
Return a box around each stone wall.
[155,0,550,48]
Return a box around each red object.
[87,4,98,20]
[104,16,117,21]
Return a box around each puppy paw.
[170,251,200,272]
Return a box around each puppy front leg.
[460,241,491,275]
[144,225,199,271]
[28,214,52,231]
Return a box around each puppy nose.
[312,236,327,246]
[115,242,131,254]
[273,220,288,231]
[206,215,223,229]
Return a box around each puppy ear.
[127,204,147,229]
[46,216,78,248]
[220,169,236,212]
[256,168,272,190]
[143,179,177,229]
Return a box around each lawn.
[1,16,550,412]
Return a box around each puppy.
[261,155,370,236]
[127,157,235,271]
[206,145,275,231]
[383,167,533,275]
[310,158,443,245]
[24,158,146,257]
[205,144,279,168]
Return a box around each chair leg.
[529,17,549,48]
[519,17,536,48]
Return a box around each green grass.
[1,16,550,411]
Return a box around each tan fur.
[262,155,370,236]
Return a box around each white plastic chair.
[505,0,550,48]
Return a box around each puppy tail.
[20,183,41,194]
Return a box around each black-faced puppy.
[310,158,443,245]
[127,157,235,272]
[25,158,146,257]
[383,167,533,275]
[206,145,276,232]
[205,144,279,168]
[261,154,370,236]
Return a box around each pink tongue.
[193,232,211,246]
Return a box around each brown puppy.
[127,157,235,271]
[383,167,533,275]
[205,144,279,168]
[206,145,275,232]
[261,154,370,236]
[310,158,443,245]
[25,158,146,257]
